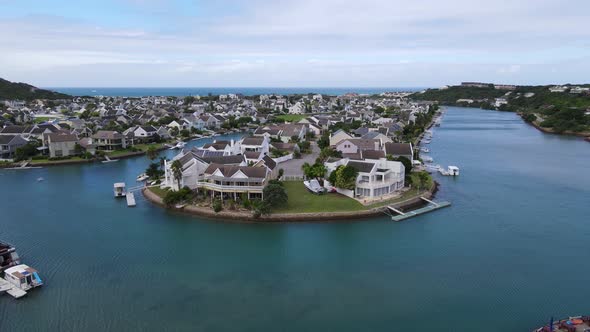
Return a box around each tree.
[14,143,39,161]
[317,133,330,149]
[171,160,183,189]
[522,113,537,123]
[319,147,341,162]
[330,165,358,190]
[263,183,288,209]
[278,168,284,180]
[146,162,164,180]
[146,146,158,160]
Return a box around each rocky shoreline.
[142,183,438,223]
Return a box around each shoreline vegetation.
[411,83,590,138]
[142,181,438,223]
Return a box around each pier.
[388,197,451,221]
[126,192,136,207]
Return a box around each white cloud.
[1,0,589,86]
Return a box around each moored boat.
[0,242,21,272]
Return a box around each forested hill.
[411,84,590,135]
[0,78,71,100]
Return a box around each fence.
[272,153,294,164]
[281,175,304,181]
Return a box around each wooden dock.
[126,192,136,207]
[388,197,451,221]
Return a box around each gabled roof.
[204,164,267,178]
[242,137,265,145]
[384,142,412,156]
[46,133,77,143]
[361,150,385,160]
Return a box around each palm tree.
[146,146,158,160]
[171,160,183,190]
[301,162,312,179]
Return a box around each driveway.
[280,142,320,177]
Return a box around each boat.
[113,182,126,197]
[0,242,21,272]
[439,166,460,176]
[425,164,442,173]
[168,141,187,150]
[102,155,119,163]
[420,147,430,153]
[136,173,149,182]
[1,264,43,299]
[36,177,44,182]
[303,179,326,194]
[533,316,590,332]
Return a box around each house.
[133,126,158,142]
[199,140,241,156]
[240,136,270,155]
[45,133,78,158]
[200,164,270,200]
[0,135,28,159]
[329,129,353,146]
[335,139,381,155]
[384,142,413,161]
[325,158,405,199]
[279,124,306,143]
[92,131,127,151]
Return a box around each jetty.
[387,197,451,221]
[126,192,136,207]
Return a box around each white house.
[329,129,353,147]
[240,136,270,155]
[325,158,405,199]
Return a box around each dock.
[388,197,451,221]
[126,192,136,207]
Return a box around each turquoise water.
[46,87,425,97]
[1,108,589,331]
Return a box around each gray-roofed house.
[91,131,127,151]
[0,135,28,159]
[45,133,79,158]
[384,142,414,161]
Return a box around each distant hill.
[0,78,71,100]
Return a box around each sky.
[1,0,589,87]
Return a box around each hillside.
[0,78,71,100]
[411,85,590,135]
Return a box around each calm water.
[1,108,589,331]
[46,87,425,97]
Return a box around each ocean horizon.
[46,87,427,97]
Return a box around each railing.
[196,182,264,192]
[282,175,304,181]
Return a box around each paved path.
[280,142,320,177]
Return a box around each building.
[91,131,127,151]
[240,136,270,155]
[325,158,405,199]
[329,129,353,147]
[199,164,270,200]
[335,138,381,155]
[384,142,413,161]
[0,135,28,159]
[45,133,78,158]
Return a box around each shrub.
[213,199,223,213]
[162,187,193,207]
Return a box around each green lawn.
[29,156,86,164]
[149,186,169,199]
[274,181,365,213]
[276,114,307,122]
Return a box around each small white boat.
[1,264,43,299]
[102,155,119,163]
[303,179,326,194]
[420,147,430,153]
[168,141,187,150]
[36,177,44,182]
[136,173,149,182]
[113,182,126,197]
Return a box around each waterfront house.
[200,164,269,201]
[91,131,127,151]
[325,158,405,199]
[132,126,158,142]
[45,133,78,158]
[0,135,28,159]
[199,140,241,156]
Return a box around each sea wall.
[142,183,438,223]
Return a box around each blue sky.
[1,0,589,87]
